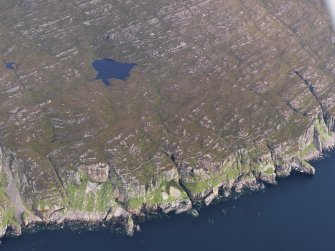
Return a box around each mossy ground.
[0,173,18,229]
[1,0,335,228]
[66,176,117,212]
[182,167,240,197]
[300,118,334,159]
[315,118,333,144]
[301,143,318,159]
[126,180,189,210]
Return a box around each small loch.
[4,62,15,70]
[92,59,136,86]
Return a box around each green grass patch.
[66,179,116,212]
[300,143,318,158]
[95,182,116,212]
[126,180,189,209]
[66,180,88,210]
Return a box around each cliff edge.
[1,0,335,238]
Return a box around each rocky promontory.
[1,0,335,239]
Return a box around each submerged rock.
[125,216,135,236]
[188,209,199,218]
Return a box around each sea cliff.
[1,113,335,238]
[1,0,335,240]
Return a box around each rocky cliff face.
[1,0,335,238]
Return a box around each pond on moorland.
[92,59,136,86]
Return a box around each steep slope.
[1,0,335,236]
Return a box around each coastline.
[1,0,335,244]
[1,114,335,240]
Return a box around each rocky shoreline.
[1,114,335,240]
[1,0,335,244]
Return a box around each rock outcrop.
[1,0,335,239]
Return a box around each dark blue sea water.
[2,151,335,251]
[92,59,136,86]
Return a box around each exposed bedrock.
[1,0,335,238]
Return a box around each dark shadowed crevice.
[294,70,329,125]
[164,151,194,202]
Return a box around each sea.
[2,151,335,251]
